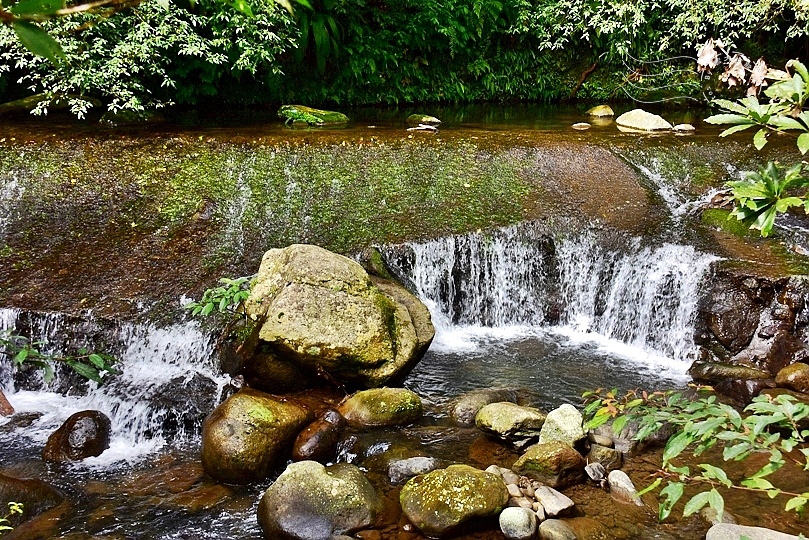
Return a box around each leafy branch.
[184,276,252,319]
[0,329,118,384]
[583,387,809,522]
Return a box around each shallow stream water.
[1,105,808,539]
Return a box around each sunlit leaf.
[12,21,64,65]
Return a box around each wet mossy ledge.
[0,136,544,317]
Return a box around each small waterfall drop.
[0,309,227,465]
[383,223,718,371]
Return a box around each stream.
[1,105,807,539]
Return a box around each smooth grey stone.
[535,486,574,517]
[706,524,800,540]
[499,507,538,540]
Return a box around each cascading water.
[383,222,719,382]
[0,308,228,465]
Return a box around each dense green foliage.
[1,0,809,112]
[583,387,809,522]
[185,276,252,318]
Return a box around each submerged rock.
[607,470,643,506]
[586,443,622,471]
[292,408,345,463]
[42,410,111,462]
[245,244,433,389]
[388,456,442,484]
[538,519,577,540]
[201,387,312,484]
[615,109,673,131]
[475,402,547,448]
[512,441,584,488]
[571,123,591,130]
[534,486,574,517]
[406,113,441,126]
[450,388,520,427]
[585,105,614,117]
[258,461,382,540]
[338,387,423,427]
[0,473,68,539]
[775,362,809,393]
[277,104,349,126]
[400,464,508,537]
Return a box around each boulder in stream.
[705,523,800,540]
[585,105,614,117]
[400,464,508,537]
[201,387,312,484]
[475,402,547,449]
[512,441,585,488]
[0,473,68,539]
[245,244,434,389]
[615,108,672,131]
[42,410,111,462]
[277,104,349,126]
[338,387,423,427]
[291,408,345,463]
[406,113,441,126]
[449,388,520,427]
[538,404,584,447]
[775,362,809,393]
[258,461,382,540]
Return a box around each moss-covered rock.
[258,461,382,539]
[512,441,585,488]
[450,388,520,427]
[406,113,442,126]
[338,387,423,427]
[201,387,312,484]
[537,404,584,447]
[475,402,546,448]
[245,244,434,388]
[400,464,508,537]
[277,104,349,126]
[585,105,614,117]
[775,362,809,393]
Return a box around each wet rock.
[1,389,14,416]
[586,444,622,471]
[292,409,346,463]
[42,410,111,462]
[512,441,584,488]
[258,461,382,540]
[705,523,800,540]
[607,470,643,506]
[534,486,574,517]
[406,114,441,126]
[538,404,585,447]
[0,473,64,527]
[538,519,577,540]
[356,246,395,280]
[615,109,672,131]
[571,123,591,130]
[584,462,606,482]
[673,123,695,132]
[689,360,772,382]
[449,388,519,427]
[714,378,774,405]
[243,347,313,394]
[587,432,613,447]
[338,388,422,427]
[388,456,441,484]
[593,418,674,456]
[775,362,809,393]
[701,506,738,525]
[499,507,537,540]
[245,244,434,388]
[585,105,614,117]
[201,387,312,484]
[703,284,761,354]
[399,464,508,537]
[278,104,349,126]
[151,373,221,435]
[475,402,546,449]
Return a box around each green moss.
[701,208,756,237]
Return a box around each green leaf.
[13,348,29,365]
[786,496,808,512]
[741,477,776,490]
[658,482,684,522]
[10,0,64,15]
[700,464,732,487]
[753,128,769,150]
[201,303,214,317]
[42,363,54,384]
[228,0,253,16]
[718,124,756,137]
[636,477,661,497]
[798,133,809,155]
[682,490,712,517]
[768,116,805,130]
[723,442,751,461]
[12,20,64,65]
[612,415,629,435]
[705,114,755,126]
[663,431,691,465]
[66,360,102,383]
[88,353,105,368]
[707,489,724,521]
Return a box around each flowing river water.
[1,105,807,538]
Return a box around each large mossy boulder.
[537,404,585,447]
[245,244,434,389]
[338,387,423,427]
[277,104,349,126]
[201,388,312,485]
[400,464,509,537]
[512,441,585,488]
[258,461,382,540]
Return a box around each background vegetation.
[1,0,809,113]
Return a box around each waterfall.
[0,309,227,464]
[382,223,718,367]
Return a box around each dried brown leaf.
[721,55,746,87]
[697,39,719,73]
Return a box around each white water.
[383,224,718,377]
[0,308,227,466]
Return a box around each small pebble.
[521,484,535,498]
[533,502,546,521]
[507,483,523,498]
[502,470,520,485]
[572,122,591,130]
